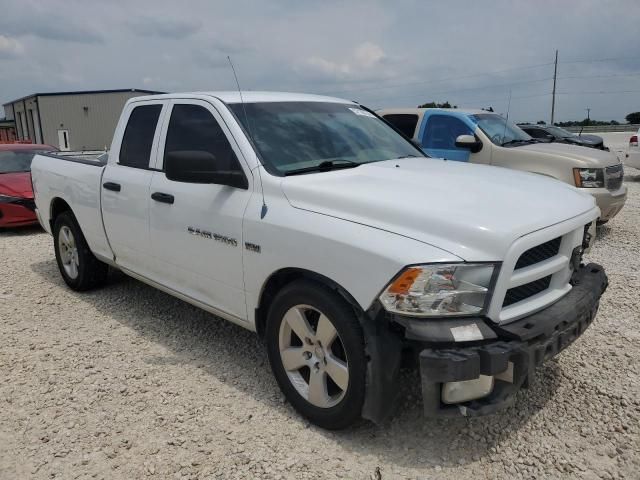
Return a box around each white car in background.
[625,128,640,169]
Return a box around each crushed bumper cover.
[416,263,607,417]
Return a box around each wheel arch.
[49,197,73,230]
[254,268,364,340]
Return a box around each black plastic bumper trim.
[418,263,607,417]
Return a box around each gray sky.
[1,0,639,123]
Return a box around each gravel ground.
[1,171,639,480]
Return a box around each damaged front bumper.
[361,263,608,421]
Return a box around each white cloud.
[0,35,24,58]
[0,0,639,121]
[128,17,202,39]
[304,42,386,79]
[354,42,385,68]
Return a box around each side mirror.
[455,134,483,153]
[165,150,248,189]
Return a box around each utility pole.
[586,108,591,125]
[551,49,558,125]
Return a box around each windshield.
[0,150,47,173]
[546,126,574,138]
[229,102,422,174]
[470,114,532,146]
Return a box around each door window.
[163,104,243,178]
[119,104,162,168]
[422,115,473,149]
[382,114,419,138]
[524,128,547,139]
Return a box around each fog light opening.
[442,375,494,404]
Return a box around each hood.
[516,142,617,167]
[575,134,603,145]
[0,172,34,198]
[281,158,596,261]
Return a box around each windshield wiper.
[396,154,420,159]
[501,139,536,146]
[284,159,361,176]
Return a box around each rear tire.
[53,211,108,291]
[265,280,366,430]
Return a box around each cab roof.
[131,91,355,105]
[376,107,489,116]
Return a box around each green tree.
[625,112,640,124]
[418,100,457,109]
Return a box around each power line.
[560,55,640,65]
[320,55,640,97]
[314,53,640,109]
[318,61,554,96]
[362,79,552,104]
[557,89,640,95]
[558,71,640,80]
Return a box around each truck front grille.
[514,237,561,270]
[605,164,624,191]
[489,219,591,324]
[503,275,552,307]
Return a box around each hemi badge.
[245,242,261,253]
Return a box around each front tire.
[265,280,366,430]
[53,211,108,291]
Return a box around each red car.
[0,144,57,228]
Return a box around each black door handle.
[103,182,121,192]
[151,192,175,204]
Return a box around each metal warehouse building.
[2,89,162,151]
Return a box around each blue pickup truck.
[376,107,627,223]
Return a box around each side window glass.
[164,104,242,175]
[119,104,162,168]
[382,114,419,138]
[423,115,473,149]
[526,129,543,138]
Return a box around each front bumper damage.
[361,263,608,422]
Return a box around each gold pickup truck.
[378,108,627,223]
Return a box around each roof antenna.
[502,89,512,145]
[227,55,268,219]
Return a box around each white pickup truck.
[31,92,608,429]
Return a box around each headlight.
[379,263,497,317]
[573,168,604,188]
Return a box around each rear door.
[147,99,253,321]
[418,112,475,161]
[101,100,167,276]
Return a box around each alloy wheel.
[278,304,349,408]
[58,225,79,279]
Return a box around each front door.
[148,99,253,321]
[101,100,166,277]
[419,113,474,161]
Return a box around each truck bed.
[31,152,114,262]
[37,151,108,166]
